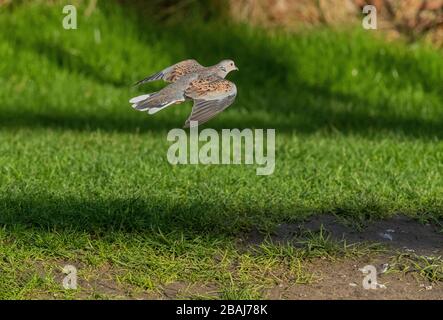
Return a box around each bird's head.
[217,59,239,77]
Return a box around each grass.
[0,1,442,299]
[390,254,443,283]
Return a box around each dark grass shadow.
[30,42,127,87]
[0,194,282,235]
[1,194,441,247]
[2,88,443,139]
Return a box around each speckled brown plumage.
[186,76,235,98]
[130,59,239,127]
[134,60,204,85]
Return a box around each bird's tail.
[129,92,184,115]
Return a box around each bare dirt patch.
[155,253,443,300]
[245,214,443,255]
[266,256,443,300]
[241,214,443,299]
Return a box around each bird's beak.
[234,66,239,71]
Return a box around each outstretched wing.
[183,76,237,128]
[134,59,204,85]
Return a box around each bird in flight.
[129,59,239,128]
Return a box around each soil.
[245,214,443,256]
[153,255,443,300]
[266,256,442,300]
[268,257,443,300]
[237,214,443,299]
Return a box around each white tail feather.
[129,94,151,104]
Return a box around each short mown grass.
[0,1,442,299]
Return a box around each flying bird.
[129,59,238,128]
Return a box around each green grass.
[0,1,442,299]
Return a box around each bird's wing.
[134,59,204,85]
[183,76,237,128]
